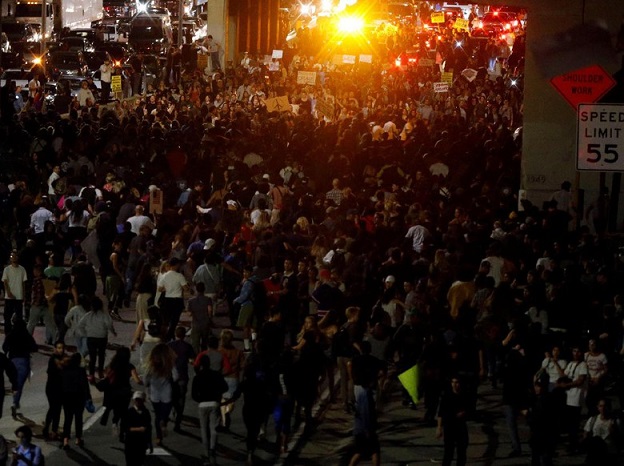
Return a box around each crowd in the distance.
[0,15,623,466]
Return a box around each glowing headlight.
[337,16,364,34]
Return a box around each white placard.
[272,49,283,59]
[297,71,317,85]
[433,82,449,93]
[342,55,356,64]
[359,54,372,64]
[577,103,624,171]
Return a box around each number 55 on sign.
[577,104,624,171]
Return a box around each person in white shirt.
[28,73,41,98]
[127,205,155,235]
[240,51,251,69]
[558,346,588,452]
[99,58,112,102]
[204,35,222,71]
[30,200,55,235]
[2,251,28,334]
[157,258,190,340]
[77,80,95,107]
[582,398,615,464]
[584,339,608,416]
[539,345,567,392]
[47,165,61,199]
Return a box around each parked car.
[65,28,100,44]
[55,36,96,53]
[94,41,130,64]
[0,68,32,90]
[0,20,36,43]
[46,50,89,79]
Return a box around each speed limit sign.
[577,103,624,171]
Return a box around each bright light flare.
[454,40,463,48]
[32,56,42,65]
[137,2,148,13]
[300,3,315,16]
[320,0,333,13]
[336,16,364,34]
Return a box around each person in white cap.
[120,391,152,465]
[193,240,223,301]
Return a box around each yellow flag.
[398,364,420,404]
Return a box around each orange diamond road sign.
[551,64,616,110]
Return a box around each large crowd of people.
[0,15,622,466]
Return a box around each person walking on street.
[120,391,152,466]
[157,257,190,341]
[2,251,27,335]
[0,350,17,421]
[218,329,243,432]
[2,318,37,418]
[47,273,73,343]
[99,346,142,434]
[144,343,177,446]
[60,352,92,450]
[78,296,117,382]
[131,305,163,371]
[192,354,228,466]
[187,281,212,354]
[64,295,89,358]
[42,341,65,440]
[168,326,195,432]
[26,264,55,344]
[437,376,469,466]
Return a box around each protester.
[78,296,117,382]
[168,326,195,432]
[120,391,152,466]
[60,352,92,449]
[11,426,43,466]
[42,341,66,440]
[144,343,177,446]
[191,353,228,466]
[2,318,37,418]
[99,346,142,434]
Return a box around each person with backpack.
[131,305,163,372]
[11,426,43,466]
[192,354,228,466]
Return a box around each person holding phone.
[11,426,42,466]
